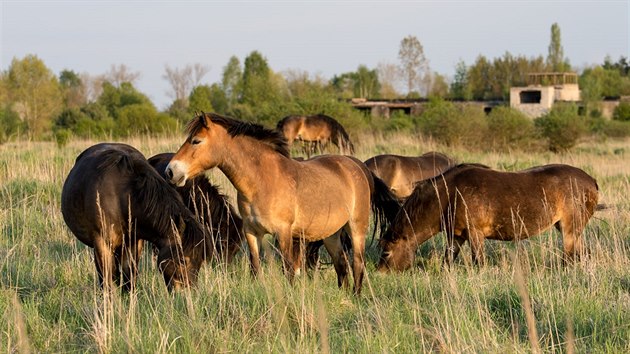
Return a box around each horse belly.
[292,210,349,242]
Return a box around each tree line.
[1,23,629,144]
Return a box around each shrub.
[485,106,536,151]
[612,102,630,121]
[0,106,25,143]
[54,129,71,148]
[417,98,487,148]
[534,104,587,152]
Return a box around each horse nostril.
[165,167,173,180]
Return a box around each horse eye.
[191,139,201,145]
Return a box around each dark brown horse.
[61,143,208,291]
[364,152,455,201]
[378,163,599,271]
[276,114,355,157]
[165,113,389,294]
[148,153,244,264]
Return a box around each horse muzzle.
[165,161,188,187]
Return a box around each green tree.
[221,56,243,108]
[547,23,569,72]
[98,81,154,118]
[5,55,63,138]
[398,35,428,95]
[59,69,86,108]
[450,60,471,100]
[0,106,25,143]
[427,72,449,98]
[353,65,380,98]
[241,51,273,106]
[188,85,214,114]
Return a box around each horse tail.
[369,171,402,240]
[320,114,355,154]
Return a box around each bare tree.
[398,35,429,95]
[377,61,401,98]
[163,63,210,102]
[79,72,105,102]
[104,64,140,87]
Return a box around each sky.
[1,0,628,109]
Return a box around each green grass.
[1,134,629,352]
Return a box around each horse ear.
[199,112,208,128]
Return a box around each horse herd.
[61,112,601,294]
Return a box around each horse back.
[446,164,598,239]
[62,144,145,247]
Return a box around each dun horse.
[61,143,208,291]
[365,152,455,201]
[378,163,599,271]
[166,113,385,294]
[276,114,354,156]
[148,153,244,264]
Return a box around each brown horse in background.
[365,152,455,201]
[378,163,599,271]
[165,113,388,294]
[276,114,355,157]
[148,153,244,264]
[61,143,208,291]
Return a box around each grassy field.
[1,132,629,353]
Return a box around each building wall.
[509,86,555,118]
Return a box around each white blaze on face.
[166,160,190,187]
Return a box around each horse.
[292,157,402,274]
[165,112,390,294]
[276,114,355,157]
[378,163,599,272]
[364,152,456,201]
[148,153,244,264]
[61,143,208,291]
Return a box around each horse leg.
[305,240,323,273]
[468,229,486,266]
[557,215,586,264]
[345,221,367,295]
[443,234,466,267]
[120,239,144,292]
[322,232,350,289]
[244,229,263,277]
[291,239,303,276]
[276,229,295,284]
[93,236,116,291]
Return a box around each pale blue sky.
[1,0,628,109]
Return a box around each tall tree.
[221,56,243,106]
[5,55,63,138]
[450,60,471,100]
[163,63,210,103]
[547,23,568,72]
[241,51,274,106]
[398,35,429,95]
[353,65,380,98]
[59,69,86,108]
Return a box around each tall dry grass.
[1,133,629,352]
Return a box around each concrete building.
[510,72,580,118]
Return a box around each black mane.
[188,112,290,157]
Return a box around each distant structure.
[350,98,502,118]
[510,72,580,118]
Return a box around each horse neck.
[216,136,284,199]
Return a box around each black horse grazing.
[61,143,208,291]
[276,114,355,157]
[378,163,599,271]
[148,153,243,264]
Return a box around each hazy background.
[1,0,628,108]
